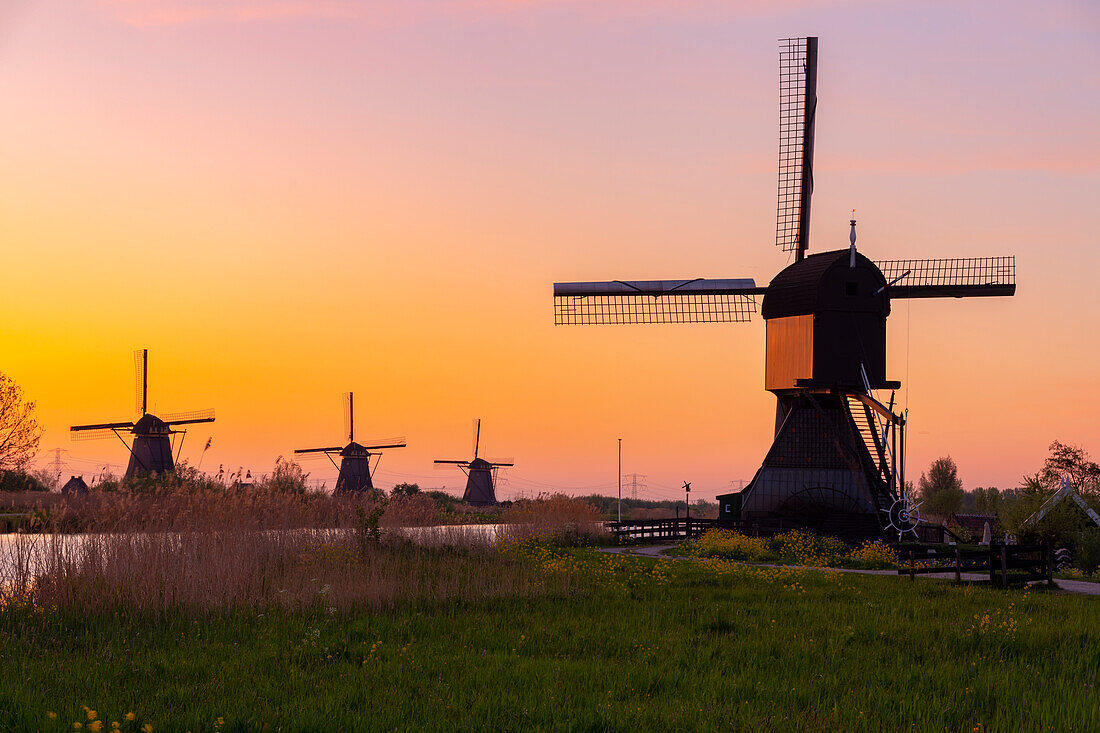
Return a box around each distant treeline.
[574,494,717,520]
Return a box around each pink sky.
[1,0,1098,499]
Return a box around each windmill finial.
[849,210,857,267]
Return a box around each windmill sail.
[295,446,345,455]
[70,426,131,441]
[875,257,1016,299]
[553,278,763,325]
[134,349,148,416]
[777,37,817,260]
[344,392,354,443]
[162,408,216,426]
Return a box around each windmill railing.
[606,517,722,541]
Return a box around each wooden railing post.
[909,550,915,581]
[954,547,962,583]
[1000,545,1008,587]
[1047,543,1055,586]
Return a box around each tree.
[973,487,1003,514]
[918,456,964,516]
[1002,442,1100,543]
[0,373,41,472]
[1037,441,1100,497]
[391,482,420,499]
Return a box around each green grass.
[2,548,1098,731]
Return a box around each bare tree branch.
[0,373,42,471]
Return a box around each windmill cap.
[132,414,170,434]
[761,249,889,320]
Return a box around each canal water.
[0,524,508,584]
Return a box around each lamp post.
[617,438,622,523]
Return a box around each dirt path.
[601,544,1100,596]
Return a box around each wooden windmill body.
[552,38,1016,540]
[70,349,215,480]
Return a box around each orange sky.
[2,0,1098,499]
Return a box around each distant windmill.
[294,392,406,496]
[70,349,215,479]
[434,419,514,506]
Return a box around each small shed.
[61,475,89,497]
[716,491,742,521]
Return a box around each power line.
[622,473,647,501]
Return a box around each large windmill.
[294,392,406,496]
[552,37,1016,540]
[434,420,514,506]
[70,349,216,479]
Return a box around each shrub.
[0,470,49,493]
[770,530,846,567]
[687,530,773,562]
[845,541,899,569]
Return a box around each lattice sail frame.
[553,279,762,325]
[555,292,758,325]
[777,37,817,255]
[876,256,1016,298]
[162,408,216,425]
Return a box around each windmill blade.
[343,392,353,443]
[876,257,1016,299]
[776,36,817,259]
[472,419,481,459]
[163,408,216,425]
[70,427,127,441]
[134,349,148,416]
[358,436,406,450]
[71,421,134,433]
[553,278,762,325]
[488,459,515,467]
[294,446,343,454]
[292,451,330,462]
[434,460,469,468]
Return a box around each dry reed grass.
[38,487,447,534]
[500,493,605,544]
[0,490,611,616]
[4,527,570,616]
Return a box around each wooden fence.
[895,543,1053,587]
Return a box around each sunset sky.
[2,0,1098,500]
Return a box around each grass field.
[2,538,1098,732]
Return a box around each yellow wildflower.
[142,725,154,733]
[125,713,136,722]
[47,712,57,720]
[87,710,97,720]
[88,722,104,733]
[73,724,83,730]
[112,723,120,730]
